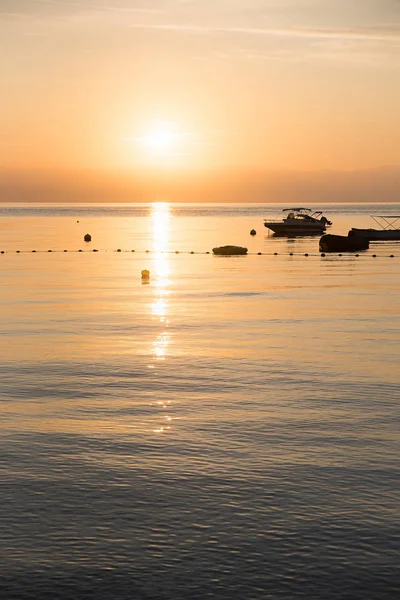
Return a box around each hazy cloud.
[2,0,166,15]
[30,0,163,12]
[127,22,400,43]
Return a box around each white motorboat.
[349,216,400,241]
[264,208,332,236]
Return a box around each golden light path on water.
[150,202,173,434]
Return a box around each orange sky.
[1,1,400,200]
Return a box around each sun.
[123,120,199,167]
[144,130,175,151]
[140,122,177,152]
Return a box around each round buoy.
[93,249,98,252]
[355,254,359,257]
[304,253,308,257]
[0,251,4,254]
[289,252,293,256]
[16,250,20,253]
[206,251,210,254]
[117,249,121,252]
[84,234,91,242]
[274,252,278,256]
[145,250,150,253]
[250,229,256,236]
[48,250,52,253]
[141,269,150,280]
[175,251,179,254]
[390,255,394,258]
[32,250,36,253]
[320,253,325,257]
[190,251,194,254]
[78,249,83,252]
[338,254,342,257]
[77,221,79,223]
[131,250,135,252]
[258,252,262,255]
[64,250,67,252]
[372,254,376,258]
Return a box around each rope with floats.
[0,249,397,258]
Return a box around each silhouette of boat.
[319,234,369,252]
[264,208,332,236]
[349,216,400,241]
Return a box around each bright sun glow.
[140,122,177,152]
[124,120,200,167]
[144,130,175,150]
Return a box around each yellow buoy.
[141,269,150,279]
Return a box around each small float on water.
[319,234,369,253]
[212,245,248,255]
[349,215,400,241]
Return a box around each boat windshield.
[285,212,320,221]
[282,208,311,214]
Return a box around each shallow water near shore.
[0,203,399,599]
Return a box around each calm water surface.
[0,204,399,599]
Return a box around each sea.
[0,203,399,600]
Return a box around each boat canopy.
[371,216,400,230]
[282,207,311,212]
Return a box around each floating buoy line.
[0,249,397,258]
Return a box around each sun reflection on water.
[150,202,171,327]
[152,201,171,282]
[149,203,175,433]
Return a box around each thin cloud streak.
[30,0,165,14]
[129,22,400,43]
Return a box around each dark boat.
[264,208,332,236]
[319,234,369,253]
[349,215,400,241]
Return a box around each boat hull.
[349,228,400,241]
[264,222,325,235]
[319,234,369,252]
